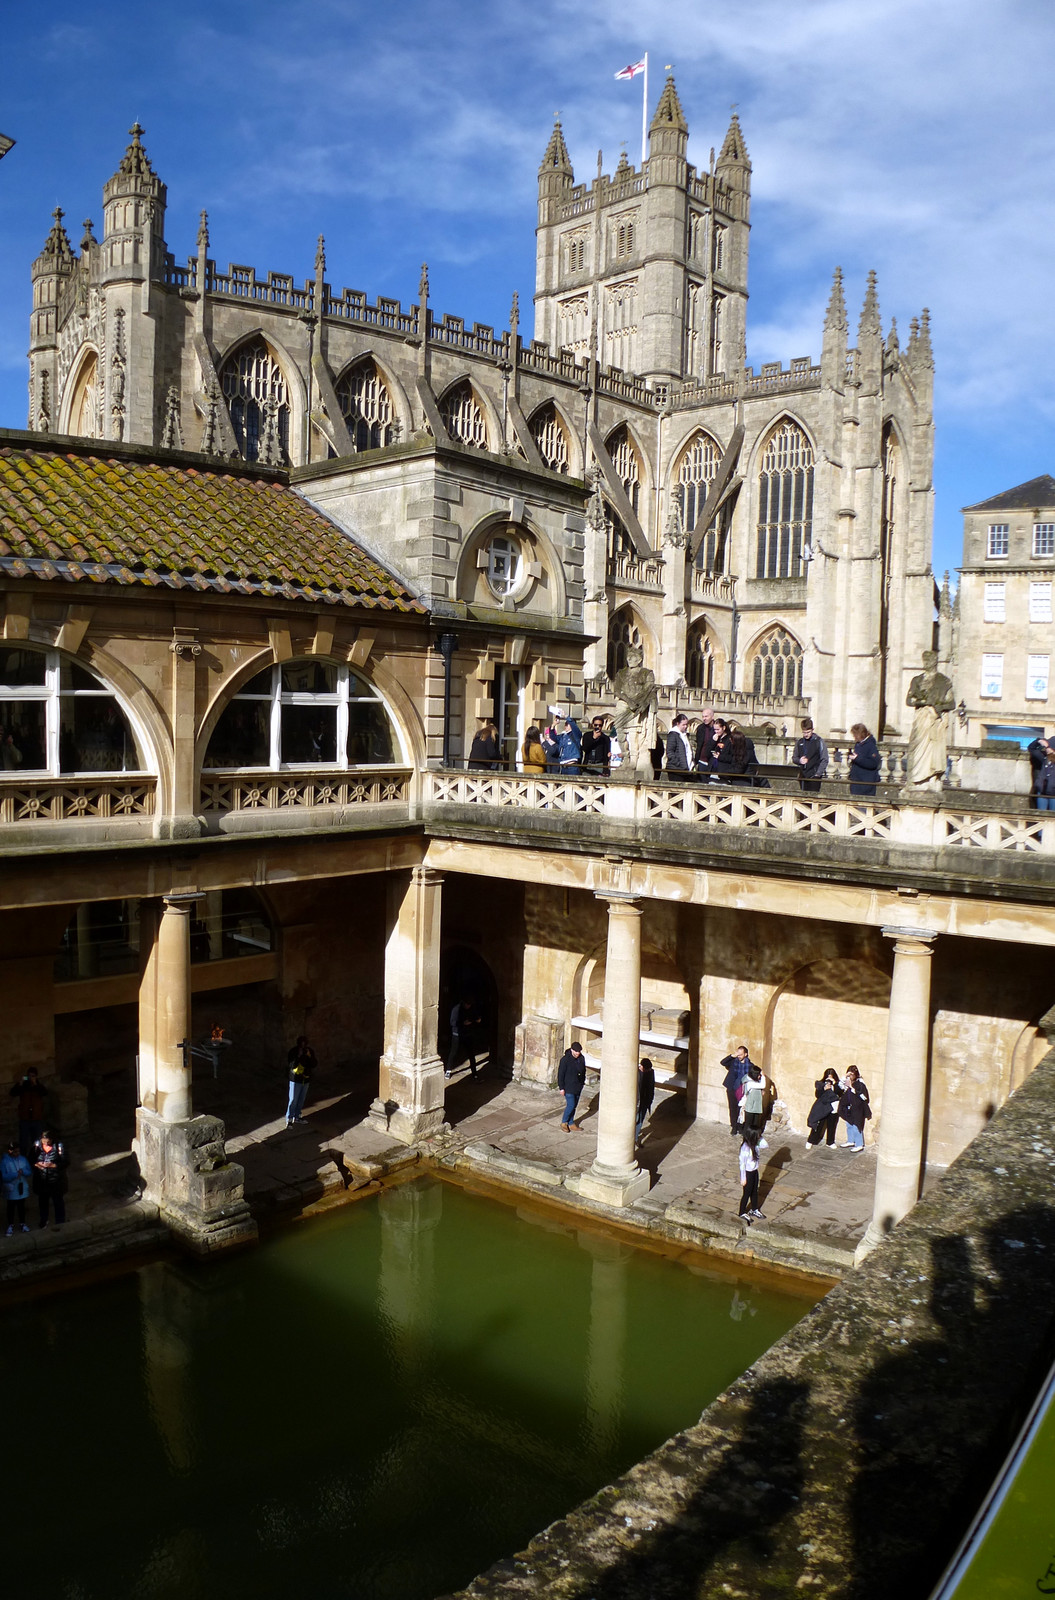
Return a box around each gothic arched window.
[685,619,722,691]
[219,338,290,464]
[675,431,721,550]
[606,606,644,681]
[755,420,813,578]
[531,403,570,474]
[749,626,803,699]
[335,358,395,452]
[68,351,101,439]
[604,426,641,556]
[440,380,488,450]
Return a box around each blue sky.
[1,0,1053,578]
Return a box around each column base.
[134,1108,257,1256]
[373,1051,447,1146]
[367,1097,447,1144]
[573,1159,650,1209]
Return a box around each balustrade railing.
[423,772,1055,857]
[690,571,736,603]
[0,776,155,825]
[200,768,411,816]
[607,550,665,589]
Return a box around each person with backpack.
[738,1061,771,1147]
[285,1035,317,1127]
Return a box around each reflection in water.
[377,1176,443,1377]
[582,1233,631,1458]
[730,1288,758,1323]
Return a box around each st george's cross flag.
[614,58,646,80]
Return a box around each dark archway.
[439,944,500,1070]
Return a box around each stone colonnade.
[133,891,256,1252]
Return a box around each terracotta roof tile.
[0,440,425,614]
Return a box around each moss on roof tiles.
[0,442,424,613]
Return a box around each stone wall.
[446,1038,1055,1600]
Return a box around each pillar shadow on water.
[847,1201,1055,1600]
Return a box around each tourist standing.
[445,997,481,1080]
[720,1046,754,1135]
[581,718,612,775]
[467,720,502,772]
[716,725,757,785]
[664,713,693,780]
[739,1061,770,1141]
[285,1035,317,1126]
[1,1139,31,1235]
[32,1130,67,1229]
[636,1057,656,1137]
[9,1067,47,1157]
[838,1065,872,1150]
[804,1068,842,1149]
[522,725,547,775]
[557,1041,587,1131]
[1034,748,1055,811]
[547,709,583,776]
[793,718,828,793]
[738,1132,763,1220]
[848,724,882,796]
[694,709,718,772]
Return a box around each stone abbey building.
[26,80,937,749]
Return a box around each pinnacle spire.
[40,207,73,264]
[315,234,326,275]
[717,111,750,167]
[197,209,209,251]
[649,74,687,134]
[509,290,519,334]
[80,218,96,252]
[824,266,847,333]
[539,116,572,175]
[885,315,899,356]
[858,269,881,338]
[916,307,934,365]
[118,121,155,180]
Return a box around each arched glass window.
[204,661,400,770]
[756,421,813,578]
[685,619,721,691]
[531,403,570,473]
[440,380,488,450]
[219,338,290,463]
[335,358,395,452]
[607,606,643,681]
[750,626,803,698]
[675,430,721,542]
[604,426,641,556]
[68,351,101,439]
[485,535,521,597]
[0,647,144,776]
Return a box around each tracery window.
[688,212,705,261]
[675,431,721,541]
[557,295,590,357]
[69,351,101,439]
[685,619,720,691]
[335,358,395,452]
[604,426,642,555]
[712,225,726,274]
[0,647,144,776]
[613,219,635,259]
[531,403,570,473]
[439,380,488,450]
[219,338,290,463]
[755,421,814,578]
[710,293,724,374]
[749,626,803,699]
[606,606,643,681]
[204,661,400,770]
[564,233,587,273]
[605,280,638,371]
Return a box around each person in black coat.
[793,718,827,793]
[838,1065,872,1149]
[557,1042,587,1131]
[848,723,882,796]
[720,1046,754,1134]
[804,1068,842,1149]
[636,1057,656,1137]
[581,719,612,775]
[715,725,757,785]
[467,721,502,771]
[665,714,693,780]
[694,710,718,772]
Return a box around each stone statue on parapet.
[611,645,658,781]
[904,649,955,793]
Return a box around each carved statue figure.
[610,645,658,780]
[905,650,955,790]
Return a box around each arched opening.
[755,419,814,578]
[878,422,901,733]
[439,379,488,450]
[748,625,804,700]
[203,660,403,770]
[439,945,500,1077]
[685,617,724,691]
[529,402,570,474]
[335,357,395,452]
[0,645,146,776]
[674,431,723,564]
[67,350,101,439]
[219,337,291,463]
[604,425,642,556]
[606,604,649,680]
[765,958,891,1132]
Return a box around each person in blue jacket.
[1,1139,31,1235]
[848,723,882,796]
[547,709,583,776]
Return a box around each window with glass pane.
[756,422,814,578]
[204,661,400,769]
[983,582,1006,622]
[486,536,521,596]
[1033,524,1055,558]
[1029,582,1053,623]
[987,524,1009,559]
[0,647,143,776]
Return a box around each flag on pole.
[614,58,646,80]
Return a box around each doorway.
[496,666,526,772]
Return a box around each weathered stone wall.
[445,1041,1055,1600]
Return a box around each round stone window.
[486,535,522,598]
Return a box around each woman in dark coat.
[848,723,881,796]
[837,1065,871,1150]
[467,720,502,772]
[715,725,757,785]
[805,1068,842,1149]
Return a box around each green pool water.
[7,1176,818,1600]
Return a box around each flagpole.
[641,52,648,166]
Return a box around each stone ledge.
[446,1047,1055,1600]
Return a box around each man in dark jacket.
[665,713,693,780]
[581,719,612,775]
[720,1046,754,1135]
[10,1067,47,1156]
[445,997,481,1080]
[694,709,717,771]
[547,710,583,776]
[636,1057,656,1137]
[557,1041,587,1131]
[792,718,828,793]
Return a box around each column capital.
[162,890,205,911]
[595,891,641,911]
[411,864,444,888]
[881,925,938,951]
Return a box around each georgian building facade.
[26,78,936,746]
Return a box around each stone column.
[134,891,256,1254]
[369,865,446,1144]
[856,927,937,1263]
[576,894,649,1207]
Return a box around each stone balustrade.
[0,775,156,825]
[199,767,411,833]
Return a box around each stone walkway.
[0,1056,935,1286]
